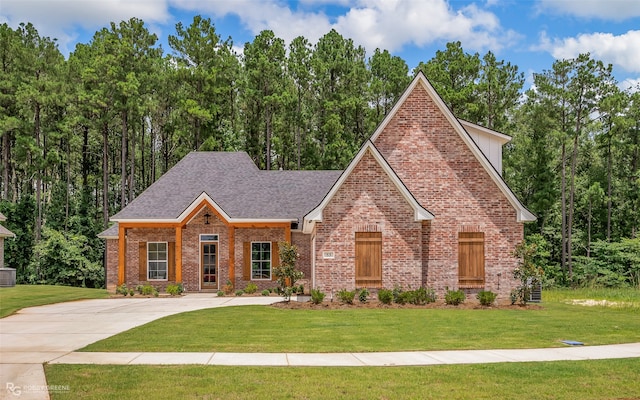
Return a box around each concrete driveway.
[0,295,279,399]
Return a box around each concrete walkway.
[2,295,640,399]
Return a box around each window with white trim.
[148,242,168,280]
[251,242,271,280]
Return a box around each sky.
[1,0,639,92]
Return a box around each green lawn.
[45,359,640,400]
[82,295,640,353]
[0,285,108,318]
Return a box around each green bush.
[377,289,393,305]
[413,286,437,304]
[476,290,497,306]
[244,282,258,294]
[217,290,225,297]
[396,290,414,305]
[235,290,244,296]
[358,288,370,303]
[337,289,355,304]
[310,289,325,304]
[139,284,158,296]
[166,283,183,296]
[392,285,404,303]
[128,288,135,296]
[116,284,128,296]
[261,289,270,296]
[444,288,466,305]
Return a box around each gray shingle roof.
[111,151,341,223]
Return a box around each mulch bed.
[271,299,543,310]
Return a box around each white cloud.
[621,78,640,93]
[1,0,171,54]
[170,0,518,55]
[535,30,640,73]
[537,0,640,21]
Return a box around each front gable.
[303,141,434,234]
[371,72,535,222]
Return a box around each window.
[148,242,168,280]
[251,242,271,280]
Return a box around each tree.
[274,241,303,302]
[368,48,410,125]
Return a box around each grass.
[45,359,640,400]
[82,300,640,353]
[544,287,640,308]
[0,284,108,318]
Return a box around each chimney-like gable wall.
[373,83,522,297]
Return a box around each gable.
[303,141,433,234]
[371,72,535,222]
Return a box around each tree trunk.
[102,121,109,228]
[34,101,42,243]
[560,142,567,274]
[129,115,135,203]
[2,132,10,200]
[607,136,612,242]
[121,110,127,209]
[266,107,272,171]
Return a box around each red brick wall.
[105,239,118,292]
[125,227,176,292]
[234,227,286,291]
[292,232,312,291]
[373,83,522,299]
[314,150,423,295]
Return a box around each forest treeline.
[0,17,638,288]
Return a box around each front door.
[201,242,218,289]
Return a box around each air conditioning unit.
[0,267,16,287]
[527,279,542,302]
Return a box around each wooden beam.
[228,226,235,287]
[285,224,291,243]
[118,222,180,229]
[181,201,230,227]
[175,226,182,283]
[230,222,291,229]
[118,224,126,285]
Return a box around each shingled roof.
[110,152,341,224]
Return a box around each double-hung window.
[148,242,168,280]
[251,242,271,280]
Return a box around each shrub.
[166,283,184,296]
[358,288,370,303]
[477,290,497,306]
[377,289,393,305]
[217,290,225,297]
[396,290,414,305]
[512,239,545,305]
[274,241,304,302]
[297,284,304,294]
[222,281,234,295]
[261,289,270,296]
[392,285,403,303]
[413,286,437,304]
[244,282,258,294]
[310,289,325,304]
[128,288,135,296]
[444,288,466,305]
[140,284,158,297]
[337,289,355,304]
[235,290,244,296]
[116,284,128,296]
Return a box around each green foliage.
[412,286,437,305]
[337,289,355,305]
[310,289,325,304]
[444,289,466,306]
[116,283,129,296]
[235,290,244,297]
[477,290,498,306]
[261,289,270,296]
[513,239,545,305]
[216,290,224,297]
[377,289,393,305]
[26,227,104,288]
[166,283,183,296]
[244,282,258,294]
[274,241,303,302]
[573,239,640,288]
[139,284,158,297]
[358,288,370,303]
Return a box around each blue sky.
[2,0,639,91]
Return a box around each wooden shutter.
[458,232,485,288]
[355,232,382,288]
[139,242,147,281]
[243,242,251,281]
[271,241,279,281]
[168,242,176,281]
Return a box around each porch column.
[228,226,235,286]
[118,224,126,285]
[175,226,182,283]
[285,224,291,243]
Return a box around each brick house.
[99,72,535,298]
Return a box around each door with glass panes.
[201,242,218,289]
